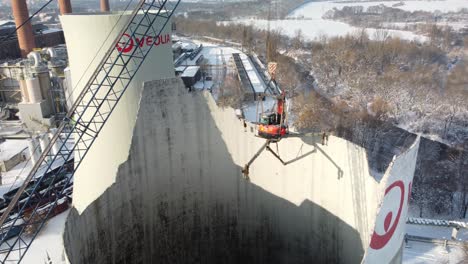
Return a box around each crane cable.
[0,0,56,43]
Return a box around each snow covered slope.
[228,0,467,41]
[289,0,468,19]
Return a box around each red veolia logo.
[370,180,405,250]
[116,33,171,53]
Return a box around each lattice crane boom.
[0,0,181,262]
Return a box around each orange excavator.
[257,91,288,139]
[242,91,288,179]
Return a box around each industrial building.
[0,0,423,263]
[180,65,201,88]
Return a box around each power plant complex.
[0,0,423,263]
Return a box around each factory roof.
[181,66,200,78]
[238,53,265,94]
[175,66,186,72]
[0,20,15,28]
[0,139,28,161]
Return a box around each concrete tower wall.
[60,12,174,213]
[64,79,372,263]
[63,76,420,263]
[363,137,420,263]
[60,11,420,264]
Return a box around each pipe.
[39,133,51,163]
[36,70,51,102]
[19,79,29,103]
[11,0,36,58]
[58,0,72,15]
[49,128,62,156]
[100,0,110,12]
[45,47,57,58]
[27,51,41,67]
[28,137,41,165]
[26,78,43,103]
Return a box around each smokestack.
[11,0,36,58]
[58,0,72,15]
[100,0,110,12]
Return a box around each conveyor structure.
[232,53,256,100]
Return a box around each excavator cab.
[259,112,277,125]
[257,93,288,139]
[257,116,287,139]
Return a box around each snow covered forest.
[292,29,467,218]
[175,0,468,220]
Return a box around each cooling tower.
[60,12,174,213]
[60,12,420,264]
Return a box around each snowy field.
[403,241,467,263]
[229,18,428,41]
[289,0,468,19]
[407,224,468,241]
[225,0,468,41]
[404,224,467,263]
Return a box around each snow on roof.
[239,53,265,93]
[41,28,62,34]
[193,80,213,90]
[179,41,199,51]
[175,66,187,72]
[0,139,28,161]
[172,42,182,50]
[181,66,200,78]
[176,40,241,66]
[403,239,466,264]
[0,20,15,28]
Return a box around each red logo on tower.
[369,180,405,250]
[116,33,171,53]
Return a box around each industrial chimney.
[100,0,110,12]
[58,0,72,15]
[11,0,36,58]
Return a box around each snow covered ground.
[0,140,31,196]
[20,210,69,264]
[403,223,467,263]
[0,137,73,263]
[229,18,428,42]
[289,0,468,19]
[403,241,466,263]
[407,224,468,241]
[225,0,468,42]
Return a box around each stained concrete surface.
[64,78,369,263]
[60,13,175,213]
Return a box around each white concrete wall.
[64,78,419,263]
[60,13,420,264]
[363,137,420,263]
[205,93,381,255]
[60,12,174,213]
